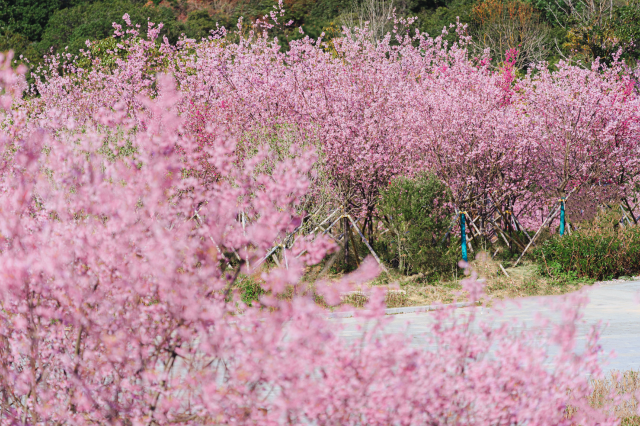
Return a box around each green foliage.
[416,1,474,39]
[72,36,125,71]
[621,417,640,426]
[378,173,456,278]
[533,0,640,62]
[533,214,640,281]
[186,10,218,41]
[38,0,185,55]
[1,0,636,80]
[237,275,265,306]
[0,0,66,41]
[564,20,628,63]
[0,28,40,63]
[613,0,640,61]
[309,0,354,20]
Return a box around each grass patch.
[339,288,409,308]
[237,248,625,310]
[340,252,595,308]
[576,370,640,425]
[565,370,640,424]
[236,274,265,306]
[589,370,640,423]
[533,211,640,281]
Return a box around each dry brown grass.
[472,252,586,300]
[340,289,409,308]
[349,252,590,308]
[564,370,640,425]
[566,370,640,425]
[588,370,640,424]
[262,251,595,309]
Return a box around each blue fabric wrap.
[461,213,468,262]
[560,200,565,236]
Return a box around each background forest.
[1,0,640,71]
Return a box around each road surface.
[335,280,640,373]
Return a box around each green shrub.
[378,173,456,279]
[38,1,185,55]
[0,29,41,64]
[237,275,265,306]
[0,0,62,42]
[533,218,640,280]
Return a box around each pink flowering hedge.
[0,7,637,424]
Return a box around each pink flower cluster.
[0,11,635,423]
[30,14,640,225]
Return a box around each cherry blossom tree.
[0,11,637,423]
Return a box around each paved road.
[335,280,640,373]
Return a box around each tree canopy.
[0,0,639,70]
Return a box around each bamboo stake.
[318,247,341,278]
[294,216,348,260]
[490,218,511,248]
[348,224,361,267]
[253,244,283,269]
[623,198,638,225]
[499,263,510,277]
[253,208,340,270]
[454,208,475,255]
[513,203,562,267]
[488,217,525,251]
[620,204,634,226]
[468,215,483,238]
[323,215,346,235]
[497,208,526,249]
[512,213,534,244]
[343,216,349,265]
[347,215,388,273]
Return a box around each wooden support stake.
[623,198,638,225]
[343,216,349,265]
[512,214,534,244]
[499,263,510,277]
[496,208,525,249]
[347,215,389,273]
[318,247,341,278]
[348,223,361,267]
[272,248,281,267]
[489,217,525,251]
[323,215,345,235]
[513,203,562,267]
[620,204,634,226]
[308,208,341,235]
